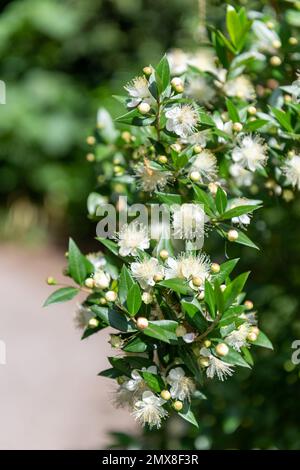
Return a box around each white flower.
[190,150,218,183]
[183,332,196,344]
[185,76,216,104]
[132,391,168,429]
[131,258,165,289]
[167,367,195,401]
[93,270,110,289]
[223,75,255,101]
[172,204,208,241]
[232,135,268,172]
[213,115,233,143]
[188,49,217,74]
[114,384,136,410]
[227,198,258,226]
[180,130,209,147]
[73,303,93,329]
[124,76,153,108]
[135,163,172,192]
[117,222,150,257]
[291,73,300,103]
[200,347,234,381]
[229,163,253,187]
[165,105,198,138]
[165,253,211,290]
[225,323,251,352]
[167,48,188,75]
[86,252,106,270]
[283,155,300,190]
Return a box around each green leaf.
[68,238,92,285]
[127,283,142,316]
[234,230,259,250]
[123,336,148,353]
[192,185,215,216]
[252,331,273,350]
[221,204,261,220]
[222,346,251,368]
[215,187,227,215]
[44,287,79,306]
[179,404,199,428]
[155,55,170,93]
[119,265,134,304]
[181,298,207,331]
[143,323,171,343]
[205,279,216,318]
[214,258,239,284]
[96,238,120,257]
[223,272,250,310]
[158,278,191,295]
[244,119,269,132]
[226,98,240,123]
[156,192,182,205]
[98,368,122,379]
[142,372,164,393]
[91,305,137,332]
[270,107,293,132]
[143,320,178,343]
[178,346,203,384]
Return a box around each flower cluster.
[45,4,300,430]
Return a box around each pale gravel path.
[0,243,136,449]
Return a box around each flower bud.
[171,143,182,153]
[248,106,257,115]
[250,326,259,336]
[233,122,243,132]
[289,37,298,45]
[85,278,95,288]
[86,153,95,162]
[154,273,164,282]
[208,182,219,196]
[247,332,258,342]
[121,131,132,143]
[159,249,169,260]
[160,390,171,401]
[173,400,183,411]
[211,263,220,274]
[215,343,229,357]
[86,136,96,145]
[143,66,153,76]
[284,94,292,103]
[138,102,151,114]
[198,291,205,300]
[244,300,253,310]
[221,111,229,121]
[272,40,281,49]
[171,77,184,93]
[220,284,226,292]
[270,56,281,66]
[105,291,117,302]
[197,356,209,367]
[137,317,149,329]
[46,276,57,285]
[176,325,187,337]
[193,145,203,154]
[192,276,202,287]
[142,292,153,305]
[266,21,274,29]
[158,155,168,164]
[99,298,107,305]
[109,334,122,348]
[227,229,239,242]
[190,171,201,182]
[204,339,211,348]
[88,318,99,328]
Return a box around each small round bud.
[99,298,107,305]
[227,229,239,242]
[142,292,153,305]
[86,153,95,162]
[105,291,117,302]
[171,143,182,153]
[114,165,124,174]
[244,300,254,310]
[158,155,168,164]
[270,56,281,66]
[284,94,292,103]
[272,40,281,49]
[159,249,169,260]
[248,106,257,115]
[204,339,211,348]
[190,171,201,182]
[176,325,187,337]
[266,21,274,29]
[154,273,164,282]
[221,111,229,121]
[289,37,298,45]
[208,182,219,196]
[138,102,151,114]
[173,400,183,411]
[233,122,243,132]
[220,284,226,292]
[88,318,99,328]
[247,332,258,342]
[121,131,132,143]
[193,145,203,154]
[160,390,171,401]
[211,263,220,274]
[250,326,260,336]
[215,342,229,357]
[197,356,209,367]
[143,66,153,76]
[192,276,203,287]
[46,276,57,285]
[85,278,95,288]
[109,334,122,348]
[198,291,205,300]
[171,77,184,93]
[86,136,96,145]
[137,317,149,330]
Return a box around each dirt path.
[0,243,136,449]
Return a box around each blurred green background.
[1,0,299,450]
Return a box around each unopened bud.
[227,229,239,242]
[244,300,253,310]
[142,292,153,305]
[247,332,258,342]
[208,182,219,196]
[233,122,243,132]
[176,325,187,337]
[158,155,168,164]
[137,317,149,330]
[154,273,164,282]
[121,131,132,143]
[270,56,281,66]
[46,276,57,285]
[85,278,95,288]
[86,136,96,145]
[88,318,99,328]
[173,400,183,411]
[159,249,169,260]
[193,145,203,154]
[248,106,257,115]
[86,153,95,162]
[190,171,201,182]
[289,37,298,45]
[105,291,117,302]
[192,276,203,287]
[197,356,210,367]
[160,390,171,400]
[211,263,220,274]
[215,342,229,357]
[203,339,211,348]
[143,66,153,76]
[138,102,151,114]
